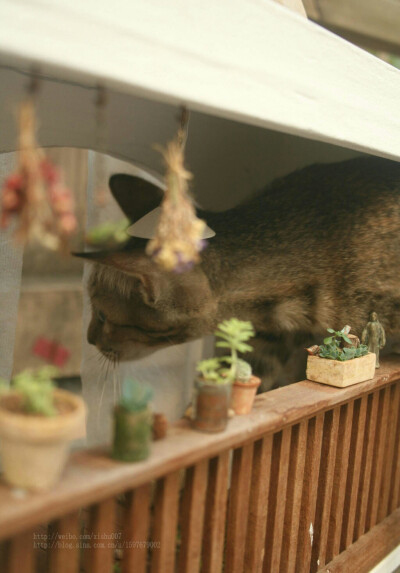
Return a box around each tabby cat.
[78,156,400,391]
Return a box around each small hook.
[96,85,107,108]
[27,69,40,96]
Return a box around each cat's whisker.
[98,355,107,378]
[105,358,111,382]
[85,352,103,366]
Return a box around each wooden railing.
[0,357,399,572]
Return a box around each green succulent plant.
[0,367,58,417]
[215,318,254,381]
[318,327,368,361]
[235,359,253,383]
[196,318,255,385]
[119,379,153,412]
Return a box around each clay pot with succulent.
[0,367,86,491]
[230,358,261,415]
[306,326,376,387]
[112,379,154,462]
[193,357,232,433]
[193,318,256,432]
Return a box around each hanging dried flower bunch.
[0,96,77,251]
[146,109,207,272]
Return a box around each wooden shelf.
[0,354,398,541]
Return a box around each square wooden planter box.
[306,353,376,388]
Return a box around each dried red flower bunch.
[0,99,77,251]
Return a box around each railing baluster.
[281,420,308,573]
[390,382,400,513]
[366,387,391,530]
[310,407,340,571]
[354,391,380,539]
[326,401,354,562]
[122,484,151,573]
[151,471,180,573]
[378,383,400,521]
[263,427,291,573]
[178,460,208,573]
[84,499,115,573]
[295,413,324,573]
[341,395,368,551]
[245,435,273,573]
[7,530,35,573]
[49,511,80,573]
[225,442,254,573]
[202,451,230,573]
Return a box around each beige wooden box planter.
[306,352,376,387]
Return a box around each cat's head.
[76,175,217,362]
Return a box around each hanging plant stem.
[146,107,207,272]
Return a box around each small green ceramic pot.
[112,405,152,462]
[192,377,231,433]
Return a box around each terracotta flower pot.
[231,375,261,415]
[0,389,86,491]
[112,406,152,462]
[192,378,231,433]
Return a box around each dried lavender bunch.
[146,138,206,272]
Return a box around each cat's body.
[82,156,400,391]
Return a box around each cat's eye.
[97,310,106,324]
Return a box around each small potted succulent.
[230,358,261,415]
[193,357,231,433]
[112,379,153,462]
[193,318,256,432]
[0,367,86,491]
[306,326,376,387]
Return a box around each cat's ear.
[109,174,164,223]
[74,250,163,305]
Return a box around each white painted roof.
[0,0,400,162]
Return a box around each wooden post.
[84,499,115,573]
[178,460,208,573]
[48,512,80,573]
[310,407,340,571]
[281,420,308,573]
[202,452,230,573]
[151,471,180,573]
[225,442,254,573]
[245,435,273,573]
[122,484,151,573]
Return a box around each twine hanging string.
[146,106,207,273]
[177,105,190,151]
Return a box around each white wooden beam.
[0,0,400,162]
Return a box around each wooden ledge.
[0,356,399,540]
